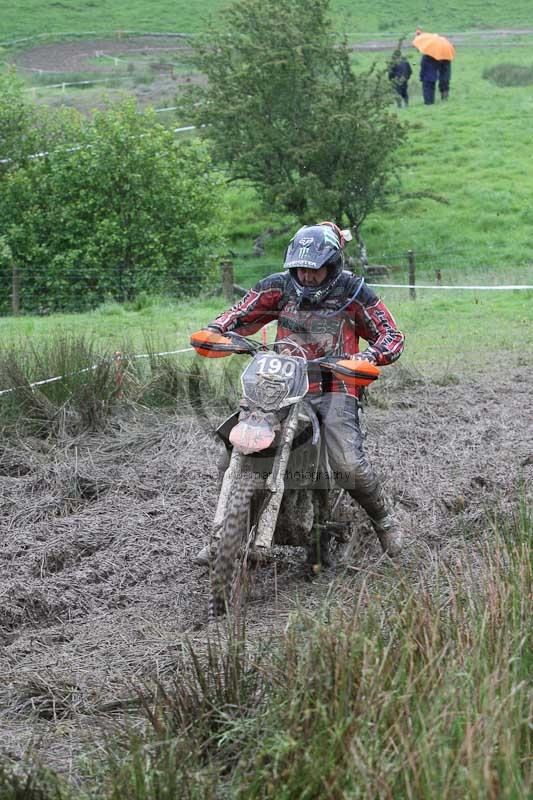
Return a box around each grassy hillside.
[2,37,533,369]
[223,38,533,287]
[350,42,533,277]
[1,0,533,40]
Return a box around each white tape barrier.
[368,283,533,290]
[127,347,193,359]
[0,122,197,164]
[24,77,129,90]
[0,31,195,47]
[1,276,531,397]
[0,346,194,397]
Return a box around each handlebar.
[190,329,380,385]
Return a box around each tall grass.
[96,502,532,798]
[0,333,243,434]
[0,764,70,800]
[0,335,120,435]
[0,505,529,796]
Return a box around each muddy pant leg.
[313,394,388,520]
[313,393,403,556]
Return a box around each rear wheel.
[209,469,264,617]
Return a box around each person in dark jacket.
[388,50,413,107]
[420,53,439,104]
[438,59,451,100]
[194,222,405,566]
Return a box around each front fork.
[212,449,243,538]
[211,404,300,548]
[254,404,300,549]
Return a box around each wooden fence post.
[220,260,234,301]
[407,250,416,300]
[113,351,124,400]
[12,263,20,315]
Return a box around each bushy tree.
[0,95,225,312]
[180,0,406,242]
[0,70,35,174]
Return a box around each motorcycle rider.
[195,221,405,565]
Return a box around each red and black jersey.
[209,270,405,396]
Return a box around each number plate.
[241,353,309,410]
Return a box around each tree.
[0,96,225,312]
[180,0,407,254]
[0,70,36,175]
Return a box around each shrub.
[482,63,533,87]
[0,93,225,312]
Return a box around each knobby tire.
[209,469,263,618]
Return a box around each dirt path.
[350,27,533,51]
[7,26,533,115]
[0,362,531,774]
[11,36,193,74]
[10,27,533,74]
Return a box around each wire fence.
[1,257,531,318]
[0,122,198,165]
[0,263,223,316]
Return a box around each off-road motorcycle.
[190,329,380,617]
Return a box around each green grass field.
[1,0,533,40]
[354,42,533,276]
[1,286,531,383]
[0,5,531,798]
[2,18,533,373]
[223,38,533,286]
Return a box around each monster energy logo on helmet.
[284,223,342,271]
[284,222,347,305]
[323,227,341,249]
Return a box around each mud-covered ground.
[9,36,204,114]
[8,28,533,115]
[12,37,193,74]
[0,364,531,778]
[11,29,533,73]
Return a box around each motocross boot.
[371,512,403,557]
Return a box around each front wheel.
[209,468,264,617]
